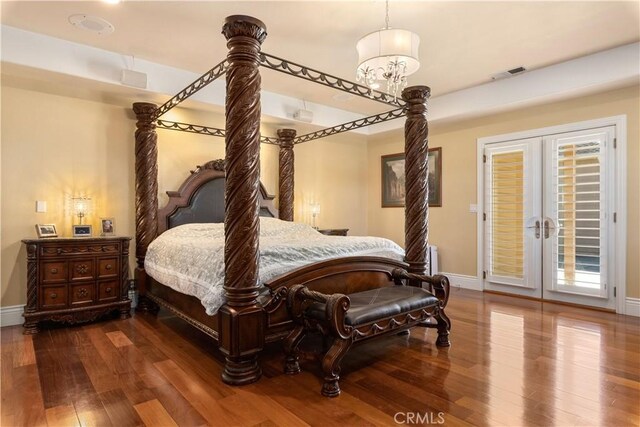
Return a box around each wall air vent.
[491,66,527,81]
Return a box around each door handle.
[544,219,554,239]
[526,220,541,239]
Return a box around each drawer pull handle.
[77,288,88,298]
[105,264,113,270]
[106,287,112,293]
[76,264,89,274]
[50,293,57,299]
[57,248,62,255]
[51,268,58,274]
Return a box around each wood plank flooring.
[2,289,639,426]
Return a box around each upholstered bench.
[284,268,451,397]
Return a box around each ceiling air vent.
[68,14,115,35]
[491,66,527,81]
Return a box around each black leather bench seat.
[285,273,451,397]
[307,286,439,326]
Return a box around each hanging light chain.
[385,0,390,29]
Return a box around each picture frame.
[35,224,58,238]
[381,147,442,208]
[100,218,115,236]
[72,225,92,237]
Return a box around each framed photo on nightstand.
[35,224,58,238]
[72,225,92,237]
[100,218,115,236]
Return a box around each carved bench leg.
[284,325,306,375]
[435,308,451,347]
[321,336,352,397]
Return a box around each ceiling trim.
[2,25,638,135]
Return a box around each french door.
[483,127,615,309]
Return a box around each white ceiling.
[2,0,639,116]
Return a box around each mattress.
[144,217,405,314]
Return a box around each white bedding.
[144,217,405,314]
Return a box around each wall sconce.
[71,196,92,225]
[310,203,320,229]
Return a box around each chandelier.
[356,0,420,100]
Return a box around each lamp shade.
[73,198,90,215]
[71,196,92,224]
[356,28,420,79]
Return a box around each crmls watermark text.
[394,411,445,425]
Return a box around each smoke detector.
[121,69,148,89]
[293,109,313,123]
[69,14,115,35]
[491,66,527,81]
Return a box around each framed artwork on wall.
[381,153,406,207]
[381,147,442,208]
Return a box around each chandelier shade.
[356,28,420,80]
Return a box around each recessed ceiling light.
[68,14,115,35]
[103,0,121,4]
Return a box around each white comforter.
[145,217,404,314]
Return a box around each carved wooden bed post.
[402,86,431,277]
[133,102,159,312]
[401,86,451,346]
[277,128,296,221]
[218,15,268,385]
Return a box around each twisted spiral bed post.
[218,15,268,386]
[133,102,160,313]
[278,129,296,221]
[402,86,431,279]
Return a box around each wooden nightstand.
[317,229,349,236]
[21,236,132,334]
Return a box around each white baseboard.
[440,272,482,292]
[0,305,24,327]
[625,298,640,317]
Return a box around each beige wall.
[367,85,640,298]
[2,83,637,308]
[294,134,369,235]
[0,85,370,307]
[1,86,135,307]
[155,108,370,236]
[155,108,280,206]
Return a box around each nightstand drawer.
[40,285,68,309]
[40,242,120,258]
[70,283,95,306]
[98,280,119,302]
[42,261,67,284]
[98,258,118,278]
[70,259,94,281]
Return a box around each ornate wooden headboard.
[157,159,278,234]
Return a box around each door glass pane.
[555,140,603,291]
[490,151,524,278]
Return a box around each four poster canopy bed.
[133,15,451,386]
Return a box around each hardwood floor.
[1,289,638,426]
